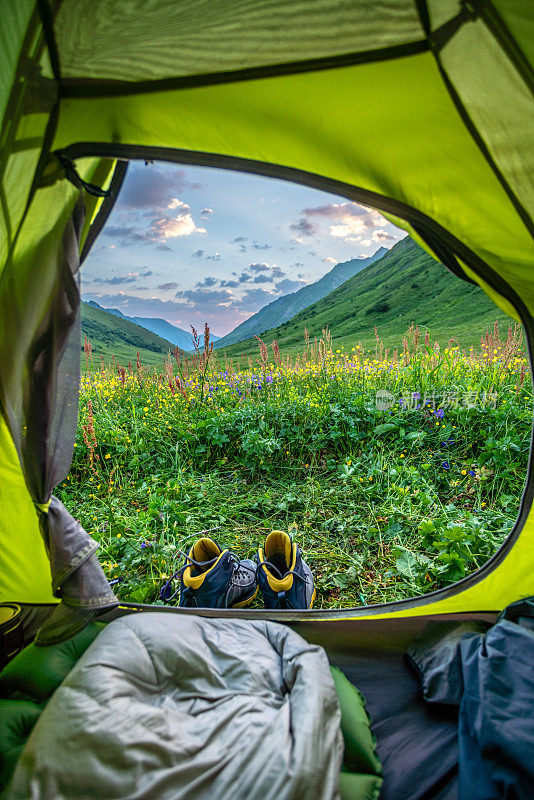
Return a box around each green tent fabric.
[0,0,533,641]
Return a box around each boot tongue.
[265,531,291,576]
[191,538,221,575]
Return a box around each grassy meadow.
[59,322,532,609]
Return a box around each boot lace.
[256,559,309,584]
[160,550,256,604]
[228,554,257,583]
[160,550,218,602]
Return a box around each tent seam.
[414,0,534,240]
[56,39,430,99]
[36,0,62,82]
[469,0,534,93]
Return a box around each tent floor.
[335,650,458,800]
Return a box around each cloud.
[156,243,172,251]
[149,213,206,240]
[175,288,235,306]
[290,218,317,236]
[158,282,179,291]
[192,249,204,258]
[200,208,214,217]
[195,276,217,288]
[93,275,138,285]
[167,199,189,211]
[322,256,337,264]
[219,279,239,288]
[238,272,252,283]
[292,202,384,240]
[92,268,152,286]
[231,236,248,253]
[246,262,286,280]
[252,242,271,250]
[372,229,396,243]
[248,262,270,273]
[330,222,371,240]
[119,165,204,210]
[102,225,148,244]
[205,252,221,261]
[103,206,205,246]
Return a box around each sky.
[81,161,404,336]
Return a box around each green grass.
[220,237,511,357]
[57,321,531,609]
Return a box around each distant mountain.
[86,301,220,350]
[214,247,388,349]
[219,237,510,357]
[87,302,127,320]
[81,302,180,367]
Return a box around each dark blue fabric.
[458,620,534,800]
[408,615,534,800]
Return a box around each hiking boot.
[256,530,316,610]
[162,537,258,608]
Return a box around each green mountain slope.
[214,247,388,349]
[220,238,512,357]
[81,302,178,367]
[86,301,220,351]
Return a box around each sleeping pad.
[1,613,381,800]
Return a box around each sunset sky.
[82,161,404,336]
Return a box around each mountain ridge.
[86,301,220,350]
[218,237,510,356]
[214,246,389,349]
[81,302,179,367]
